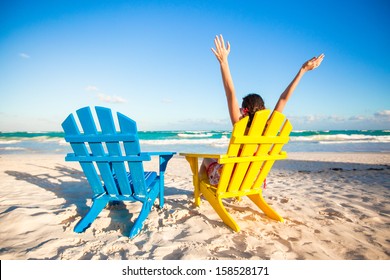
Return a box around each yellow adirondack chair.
[180,109,292,232]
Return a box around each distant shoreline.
[1,129,390,155]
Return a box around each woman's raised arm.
[212,35,241,125]
[274,54,325,113]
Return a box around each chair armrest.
[179,153,222,159]
[148,151,176,157]
[180,153,222,178]
[147,152,176,173]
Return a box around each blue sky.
[1,0,389,132]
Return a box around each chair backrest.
[62,106,149,197]
[216,109,292,194]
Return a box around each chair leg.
[129,187,159,239]
[248,193,284,222]
[202,187,240,232]
[158,154,174,208]
[194,177,201,207]
[129,200,156,239]
[184,156,202,206]
[158,178,164,209]
[74,198,108,233]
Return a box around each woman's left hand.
[302,54,325,72]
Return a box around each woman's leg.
[199,158,217,180]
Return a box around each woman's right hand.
[211,34,230,64]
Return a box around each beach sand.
[0,152,389,260]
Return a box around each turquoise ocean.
[1,130,389,155]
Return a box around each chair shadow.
[4,164,194,237]
[4,164,91,216]
[4,164,135,236]
[164,185,193,197]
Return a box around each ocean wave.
[0,147,27,151]
[177,132,213,138]
[0,136,66,147]
[140,137,229,146]
[58,139,68,146]
[0,140,22,144]
[291,134,390,143]
[142,134,390,146]
[32,136,61,142]
[2,131,390,153]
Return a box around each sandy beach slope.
[0,152,389,260]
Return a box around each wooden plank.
[253,118,292,188]
[96,107,132,195]
[76,107,119,195]
[229,109,269,193]
[217,115,247,195]
[64,134,137,143]
[62,113,104,195]
[117,112,147,197]
[246,111,285,191]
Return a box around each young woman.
[202,34,325,185]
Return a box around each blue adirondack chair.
[62,106,175,238]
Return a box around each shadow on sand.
[4,164,193,237]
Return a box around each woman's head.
[241,93,265,127]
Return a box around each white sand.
[0,152,389,260]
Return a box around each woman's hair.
[242,93,265,127]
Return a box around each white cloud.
[84,86,126,103]
[291,110,390,124]
[97,93,127,104]
[290,114,340,123]
[374,110,390,121]
[347,110,390,123]
[348,115,366,121]
[85,85,99,91]
[288,110,390,130]
[161,98,173,104]
[19,53,30,59]
[170,117,231,130]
